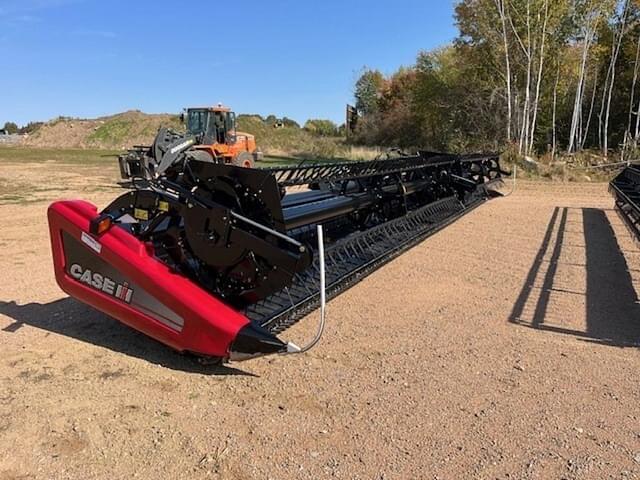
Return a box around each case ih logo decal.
[69,263,134,303]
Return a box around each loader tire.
[187,149,218,163]
[233,151,255,169]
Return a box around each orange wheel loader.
[118,105,263,180]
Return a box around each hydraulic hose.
[283,224,327,355]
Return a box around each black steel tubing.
[283,193,375,230]
[281,190,336,208]
[281,178,438,231]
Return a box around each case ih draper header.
[610,165,640,238]
[48,133,507,363]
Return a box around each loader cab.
[185,107,236,145]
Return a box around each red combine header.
[47,134,507,363]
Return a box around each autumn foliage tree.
[352,0,640,158]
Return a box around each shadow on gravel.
[582,208,640,345]
[509,206,640,347]
[0,298,256,376]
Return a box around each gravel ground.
[0,162,639,479]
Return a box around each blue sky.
[0,0,458,126]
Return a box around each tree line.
[239,114,343,137]
[2,121,44,135]
[353,0,640,159]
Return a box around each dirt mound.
[23,111,181,149]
